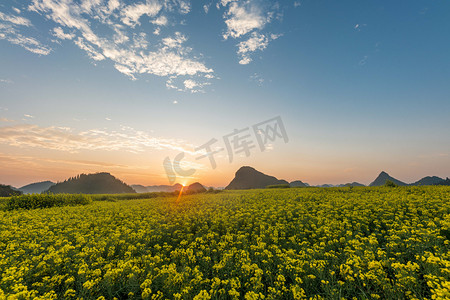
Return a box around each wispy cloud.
[0,123,196,154]
[0,118,15,123]
[359,55,368,66]
[219,0,281,64]
[237,32,280,64]
[24,0,213,91]
[0,11,31,26]
[0,11,52,55]
[354,23,366,32]
[52,27,75,40]
[221,1,268,39]
[249,73,264,86]
[121,1,162,27]
[0,79,14,84]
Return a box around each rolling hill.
[184,182,207,194]
[131,184,183,193]
[290,180,308,187]
[46,173,135,194]
[225,166,289,190]
[410,176,444,186]
[19,181,55,194]
[369,171,407,187]
[0,184,22,197]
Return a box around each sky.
[0,0,449,188]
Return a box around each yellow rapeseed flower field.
[0,186,449,299]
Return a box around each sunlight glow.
[176,185,185,203]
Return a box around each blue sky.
[0,0,449,187]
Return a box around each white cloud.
[249,73,264,86]
[0,22,52,55]
[354,23,366,32]
[24,114,34,118]
[238,56,251,65]
[183,79,197,89]
[74,37,105,61]
[121,1,162,27]
[53,27,75,40]
[164,0,190,14]
[222,1,268,39]
[294,2,301,8]
[0,79,13,84]
[182,79,210,93]
[237,32,280,64]
[151,15,168,26]
[12,8,21,14]
[0,10,52,55]
[219,0,281,65]
[162,32,186,48]
[0,11,31,26]
[0,124,196,154]
[26,0,213,90]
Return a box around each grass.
[4,193,92,210]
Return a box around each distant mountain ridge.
[434,177,450,186]
[131,184,183,193]
[185,182,206,194]
[225,166,289,190]
[339,182,365,187]
[19,181,55,194]
[369,171,407,187]
[46,173,135,194]
[0,184,22,197]
[411,176,444,186]
[289,180,308,188]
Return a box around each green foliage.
[385,180,398,187]
[0,184,22,197]
[91,192,164,201]
[5,193,92,210]
[206,187,222,194]
[266,183,291,189]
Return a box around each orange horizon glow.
[1,142,449,188]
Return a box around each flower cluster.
[0,186,449,299]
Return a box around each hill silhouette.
[46,173,135,194]
[338,182,365,187]
[130,184,149,193]
[290,180,308,187]
[225,166,289,190]
[434,177,450,186]
[185,182,207,194]
[316,184,335,188]
[131,184,182,193]
[0,184,22,197]
[19,181,55,194]
[411,176,444,186]
[369,171,407,187]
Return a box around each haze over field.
[1,0,449,187]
